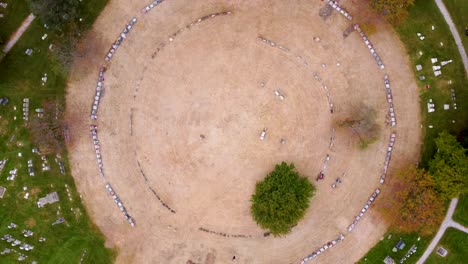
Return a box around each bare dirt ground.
[66,0,421,263]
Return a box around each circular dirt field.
[66,0,421,263]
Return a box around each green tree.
[251,162,315,236]
[369,0,415,25]
[429,131,468,198]
[28,0,80,30]
[457,128,468,149]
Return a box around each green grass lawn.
[395,0,468,168]
[453,194,468,226]
[443,0,468,53]
[358,232,431,264]
[359,0,468,261]
[425,228,468,264]
[0,0,115,263]
[0,0,30,47]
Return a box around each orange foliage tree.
[377,167,444,236]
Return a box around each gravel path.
[2,13,36,53]
[434,0,468,75]
[417,198,468,264]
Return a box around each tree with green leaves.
[369,0,415,25]
[28,0,80,30]
[250,162,315,236]
[429,131,468,198]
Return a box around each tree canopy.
[336,104,380,149]
[250,162,315,236]
[378,167,445,236]
[28,0,80,30]
[369,0,415,25]
[429,131,468,198]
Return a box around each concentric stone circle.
[66,0,421,263]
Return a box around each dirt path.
[434,0,468,75]
[66,1,421,263]
[2,13,36,53]
[417,198,468,264]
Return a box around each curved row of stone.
[84,2,169,229]
[89,5,233,231]
[380,132,396,184]
[256,36,335,114]
[384,75,397,127]
[347,188,381,232]
[167,11,232,43]
[136,161,176,213]
[300,3,402,261]
[322,84,334,114]
[87,3,403,262]
[313,72,335,114]
[354,24,385,70]
[87,8,233,227]
[90,125,136,226]
[325,0,353,20]
[198,227,252,239]
[257,35,291,52]
[141,0,166,14]
[105,183,136,226]
[105,17,137,62]
[299,234,345,264]
[90,66,105,120]
[329,128,335,150]
[89,125,105,178]
[256,34,361,264]
[144,11,232,62]
[316,154,331,181]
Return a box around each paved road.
[2,13,36,53]
[434,0,468,75]
[417,198,468,264]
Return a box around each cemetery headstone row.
[90,67,106,120]
[300,234,346,263]
[105,18,137,62]
[347,188,381,232]
[324,0,352,20]
[354,25,385,70]
[141,0,165,14]
[384,75,397,126]
[380,133,396,183]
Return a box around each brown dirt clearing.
[66,0,421,263]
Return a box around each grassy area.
[0,0,115,263]
[443,0,468,52]
[425,228,468,264]
[394,0,468,168]
[358,232,431,264]
[359,0,468,262]
[0,0,30,47]
[453,194,468,226]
